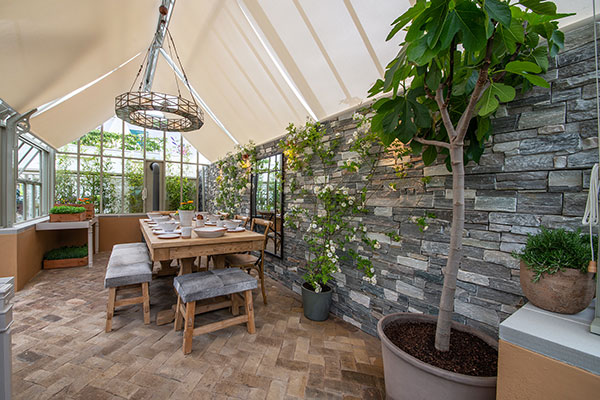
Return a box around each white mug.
[181,226,192,238]
[216,220,225,227]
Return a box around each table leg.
[180,258,195,275]
[156,260,178,277]
[94,220,99,254]
[88,225,93,267]
[213,255,225,269]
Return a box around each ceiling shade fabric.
[1,0,595,162]
[29,57,142,148]
[0,0,155,113]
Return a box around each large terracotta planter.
[520,260,595,314]
[377,313,497,400]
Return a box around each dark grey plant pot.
[301,282,332,321]
[377,313,497,400]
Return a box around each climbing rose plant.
[280,115,383,292]
[369,0,568,351]
[214,142,257,216]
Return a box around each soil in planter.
[383,321,497,377]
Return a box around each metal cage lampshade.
[115,91,204,132]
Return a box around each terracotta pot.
[520,260,595,314]
[377,313,497,400]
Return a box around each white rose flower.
[341,202,346,208]
[335,225,340,230]
[348,138,354,144]
[311,223,317,229]
[370,267,375,273]
[327,252,332,258]
[349,199,354,205]
[374,241,381,249]
[335,132,341,137]
[351,235,358,241]
[315,284,322,293]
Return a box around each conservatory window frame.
[54,120,207,215]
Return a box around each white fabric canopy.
[1,0,594,161]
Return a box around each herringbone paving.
[11,252,385,399]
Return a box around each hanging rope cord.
[166,29,198,107]
[582,0,600,270]
[166,29,182,99]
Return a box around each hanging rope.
[166,29,182,98]
[166,29,198,107]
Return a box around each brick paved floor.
[11,252,385,399]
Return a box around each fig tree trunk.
[435,144,465,351]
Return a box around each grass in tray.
[44,245,88,260]
[50,205,85,214]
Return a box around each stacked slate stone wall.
[206,21,598,338]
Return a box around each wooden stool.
[104,243,153,332]
[173,269,257,354]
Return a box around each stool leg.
[105,287,116,333]
[183,301,196,355]
[174,296,183,331]
[244,290,255,334]
[141,282,150,325]
[231,294,240,316]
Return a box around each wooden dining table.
[139,219,265,275]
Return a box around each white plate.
[143,218,153,222]
[158,233,180,239]
[227,227,245,232]
[154,228,181,234]
[204,221,217,226]
[193,227,227,238]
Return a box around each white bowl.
[159,221,178,232]
[193,227,227,238]
[170,213,180,221]
[147,212,162,220]
[152,216,170,223]
[224,220,242,230]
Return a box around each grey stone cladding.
[206,21,598,339]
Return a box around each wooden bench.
[104,243,152,332]
[173,269,257,354]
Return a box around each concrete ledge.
[499,301,600,375]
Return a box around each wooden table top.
[139,219,265,250]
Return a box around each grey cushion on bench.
[173,269,257,303]
[104,262,152,288]
[113,243,147,251]
[108,245,150,268]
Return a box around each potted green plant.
[513,227,595,314]
[49,205,86,222]
[178,200,195,227]
[43,245,88,269]
[280,116,382,321]
[368,1,568,399]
